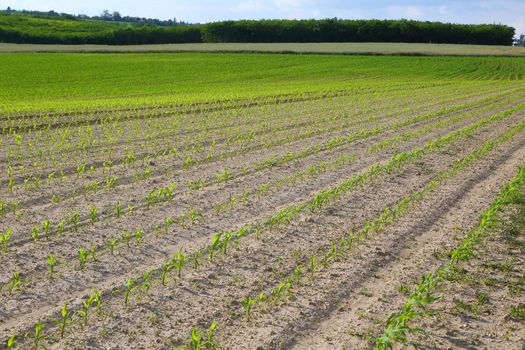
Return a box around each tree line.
[0,13,515,46]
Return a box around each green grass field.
[1,52,524,114]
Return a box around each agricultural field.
[2,42,525,56]
[1,53,525,349]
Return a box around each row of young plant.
[3,85,513,239]
[0,83,499,197]
[2,98,522,297]
[1,86,404,182]
[8,101,523,345]
[237,118,525,323]
[0,88,471,243]
[215,92,525,214]
[11,96,525,350]
[1,83,395,132]
[0,102,469,292]
[373,163,525,350]
[3,87,512,257]
[0,85,452,198]
[1,99,523,350]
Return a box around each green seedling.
[1,229,11,252]
[161,258,174,286]
[42,220,51,239]
[107,238,119,255]
[31,225,40,240]
[114,201,122,218]
[47,254,59,277]
[164,216,173,234]
[70,211,80,232]
[209,232,223,262]
[121,231,132,248]
[56,220,65,235]
[78,248,89,270]
[89,206,98,224]
[34,319,45,348]
[141,270,154,294]
[7,335,15,350]
[90,244,97,262]
[308,256,317,279]
[53,303,70,338]
[134,229,144,245]
[171,248,188,279]
[7,272,27,293]
[76,293,95,328]
[113,278,137,305]
[241,297,257,321]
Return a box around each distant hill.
[0,9,515,46]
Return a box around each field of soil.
[1,53,525,349]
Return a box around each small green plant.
[78,248,89,270]
[47,254,59,277]
[53,303,71,338]
[134,228,144,245]
[209,232,223,262]
[34,319,45,348]
[56,220,65,235]
[106,238,119,255]
[7,272,27,293]
[241,297,257,321]
[171,248,188,279]
[121,231,132,248]
[89,206,98,224]
[42,220,51,239]
[114,201,122,218]
[31,225,40,240]
[76,293,95,328]
[70,211,80,232]
[7,335,15,350]
[113,278,137,305]
[1,229,11,252]
[161,258,174,286]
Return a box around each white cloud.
[406,6,424,18]
[230,1,264,13]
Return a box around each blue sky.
[3,0,524,34]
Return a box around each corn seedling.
[56,220,65,235]
[78,248,89,270]
[140,270,154,294]
[89,206,98,224]
[47,254,59,277]
[241,297,257,321]
[1,229,11,252]
[34,319,45,348]
[114,201,122,218]
[31,225,39,240]
[113,278,137,305]
[7,335,15,350]
[76,293,95,328]
[134,228,144,245]
[171,248,188,279]
[53,303,71,338]
[121,231,132,248]
[7,272,27,293]
[161,258,174,286]
[209,232,223,262]
[107,238,119,255]
[308,256,317,280]
[70,211,80,232]
[42,220,51,239]
[90,244,97,262]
